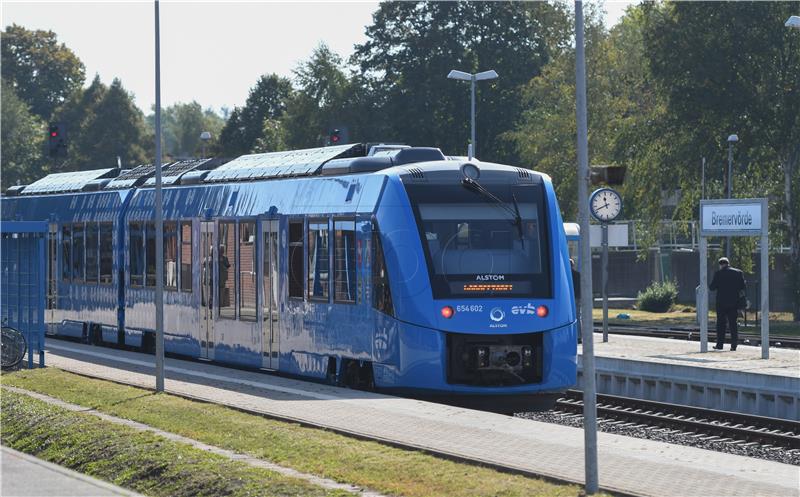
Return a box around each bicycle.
[1,325,27,370]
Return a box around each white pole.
[470,76,476,158]
[154,0,165,392]
[760,199,769,359]
[575,1,598,493]
[699,236,708,353]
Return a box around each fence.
[1,221,47,368]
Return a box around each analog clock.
[589,188,622,222]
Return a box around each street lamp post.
[200,131,211,159]
[447,69,498,159]
[726,133,738,259]
[153,0,165,392]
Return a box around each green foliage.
[253,118,287,153]
[1,79,47,189]
[352,1,571,162]
[219,74,292,156]
[1,24,85,119]
[636,280,678,313]
[147,102,225,159]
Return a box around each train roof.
[4,143,547,198]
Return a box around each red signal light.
[441,306,454,319]
[331,135,340,143]
[536,305,549,318]
[51,131,58,137]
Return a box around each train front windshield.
[406,182,551,299]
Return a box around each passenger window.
[372,228,394,316]
[288,221,304,298]
[239,221,256,321]
[99,223,113,284]
[218,221,236,318]
[145,222,156,287]
[130,222,144,286]
[180,221,192,292]
[86,223,99,284]
[164,222,178,290]
[72,223,85,283]
[334,219,356,303]
[61,225,71,282]
[308,219,330,301]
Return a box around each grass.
[1,390,347,497]
[592,308,800,335]
[1,368,594,497]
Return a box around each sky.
[2,1,637,115]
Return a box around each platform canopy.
[203,143,365,183]
[21,168,117,195]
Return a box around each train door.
[260,219,279,369]
[46,223,58,333]
[200,221,215,360]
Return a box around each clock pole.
[602,222,609,343]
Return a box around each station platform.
[580,334,800,420]
[34,341,800,497]
[1,446,143,497]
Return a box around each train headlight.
[536,305,549,318]
[441,306,454,319]
[460,163,480,180]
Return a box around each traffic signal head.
[48,122,67,158]
[329,128,341,145]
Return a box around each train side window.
[145,222,156,287]
[372,229,394,316]
[334,219,356,303]
[239,221,256,321]
[86,222,99,284]
[61,225,72,282]
[130,222,144,286]
[99,223,113,284]
[308,219,330,301]
[164,222,178,290]
[72,223,85,283]
[218,221,236,319]
[180,221,192,292]
[288,221,304,298]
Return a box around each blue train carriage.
[2,143,577,412]
[1,168,132,344]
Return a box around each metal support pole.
[575,1,598,493]
[602,223,609,343]
[701,157,706,200]
[760,200,769,359]
[470,76,476,158]
[699,236,708,353]
[154,0,165,392]
[726,144,733,259]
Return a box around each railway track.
[555,390,800,452]
[594,323,800,349]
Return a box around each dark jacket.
[571,268,581,300]
[709,266,745,308]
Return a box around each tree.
[283,44,353,149]
[148,101,222,158]
[219,74,292,156]
[640,1,800,319]
[53,77,148,170]
[1,79,46,189]
[352,2,571,162]
[1,24,85,119]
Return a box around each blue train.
[1,143,577,411]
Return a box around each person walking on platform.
[709,257,746,351]
[571,259,581,343]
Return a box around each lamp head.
[786,15,800,29]
[447,70,472,81]
[727,134,739,143]
[475,70,498,81]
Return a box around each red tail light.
[441,306,454,319]
[536,305,549,318]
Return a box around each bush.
[636,280,678,313]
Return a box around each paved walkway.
[1,446,142,497]
[44,341,800,497]
[585,334,800,378]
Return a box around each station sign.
[700,198,767,237]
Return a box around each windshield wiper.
[461,178,525,246]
